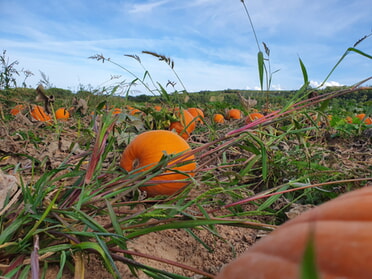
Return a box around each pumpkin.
[245,112,264,124]
[130,108,142,116]
[187,108,204,124]
[345,116,353,124]
[120,130,196,197]
[226,109,242,120]
[356,113,372,125]
[169,109,196,139]
[55,108,70,120]
[112,108,122,115]
[31,105,51,122]
[216,186,372,279]
[10,104,25,116]
[154,105,162,112]
[213,114,225,124]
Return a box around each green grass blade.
[258,51,264,90]
[301,232,319,279]
[0,215,28,244]
[105,200,122,236]
[56,251,67,279]
[299,57,308,85]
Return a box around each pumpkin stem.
[132,158,140,170]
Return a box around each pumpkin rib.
[169,109,196,139]
[120,130,196,197]
[216,186,372,279]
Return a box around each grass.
[2,82,371,278]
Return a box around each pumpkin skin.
[245,112,264,124]
[130,108,142,116]
[120,130,196,197]
[112,108,122,115]
[216,186,372,279]
[356,113,372,125]
[169,109,196,140]
[227,109,242,120]
[187,108,204,124]
[31,105,51,122]
[213,114,225,124]
[55,108,70,120]
[10,104,25,116]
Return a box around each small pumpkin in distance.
[154,105,162,112]
[112,108,122,115]
[120,130,196,197]
[31,105,52,122]
[10,104,25,116]
[356,113,372,125]
[187,107,204,124]
[226,109,242,120]
[216,186,372,279]
[213,114,225,124]
[245,112,264,124]
[169,109,196,140]
[55,108,70,120]
[130,108,142,116]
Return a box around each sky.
[1,0,371,95]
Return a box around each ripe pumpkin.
[169,109,196,139]
[10,104,25,116]
[345,116,353,124]
[187,108,204,124]
[120,130,196,197]
[112,108,122,115]
[55,108,70,120]
[245,112,264,124]
[213,114,225,124]
[130,108,142,116]
[154,105,162,112]
[31,105,51,122]
[216,186,372,279]
[356,113,372,125]
[226,109,242,120]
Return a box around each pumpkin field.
[1,37,372,278]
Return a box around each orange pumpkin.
[216,186,372,279]
[10,104,25,116]
[213,114,225,124]
[31,105,51,122]
[245,112,264,124]
[345,116,353,124]
[112,108,122,115]
[120,130,196,197]
[227,109,242,120]
[154,105,162,112]
[187,108,204,124]
[130,108,142,116]
[356,113,372,125]
[169,109,196,139]
[55,108,70,120]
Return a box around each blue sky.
[1,0,371,94]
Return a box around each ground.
[1,110,371,278]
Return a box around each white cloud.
[1,0,370,93]
[128,0,170,14]
[309,80,344,89]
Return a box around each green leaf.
[106,200,122,236]
[0,215,28,244]
[257,51,264,90]
[56,251,66,279]
[301,232,319,279]
[299,57,308,85]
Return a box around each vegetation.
[0,3,371,278]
